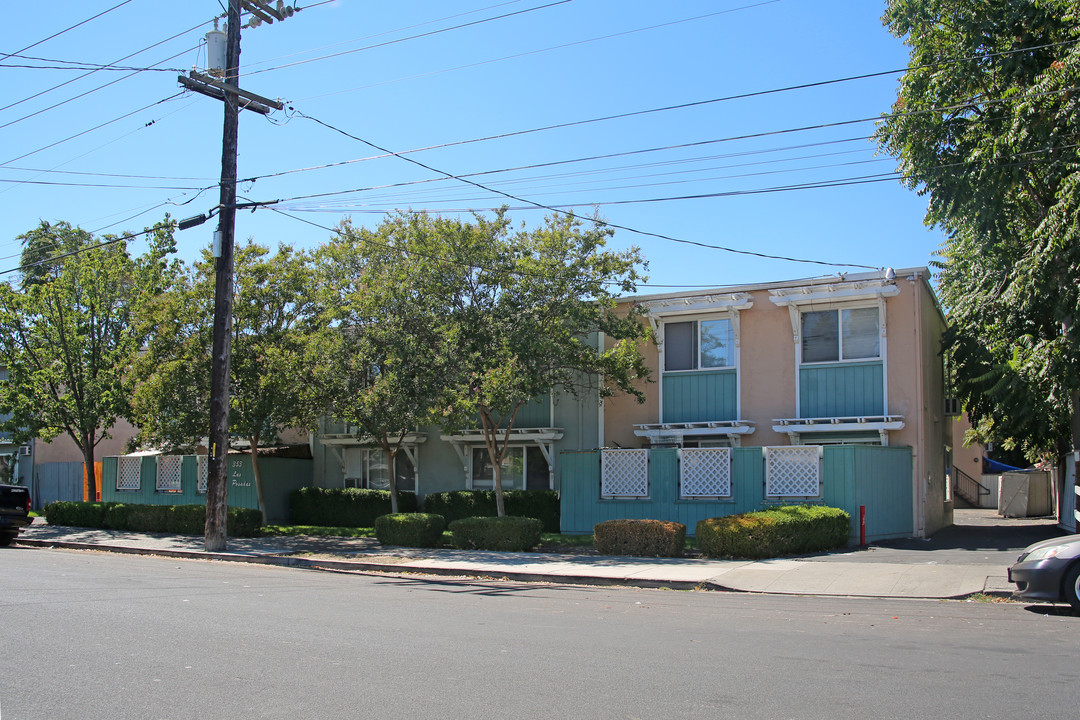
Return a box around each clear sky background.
[1,0,945,290]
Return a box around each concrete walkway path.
[15,509,1064,600]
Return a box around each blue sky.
[1,0,944,289]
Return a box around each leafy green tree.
[435,209,651,516]
[0,220,176,499]
[875,0,1080,460]
[311,214,465,513]
[133,241,320,524]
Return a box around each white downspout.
[912,272,926,537]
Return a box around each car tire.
[1065,563,1080,613]
[0,533,15,548]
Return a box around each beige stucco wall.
[34,418,140,464]
[951,414,984,476]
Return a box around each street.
[2,547,1076,720]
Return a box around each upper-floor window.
[801,307,879,363]
[664,318,734,371]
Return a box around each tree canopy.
[132,240,319,522]
[875,0,1080,459]
[0,219,176,498]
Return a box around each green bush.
[289,487,417,527]
[422,489,559,532]
[696,505,851,559]
[593,519,686,558]
[448,515,543,552]
[43,501,115,528]
[41,500,263,537]
[373,513,446,548]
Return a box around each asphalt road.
[2,547,1077,720]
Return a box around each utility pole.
[178,1,291,552]
[204,0,241,553]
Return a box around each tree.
[133,241,320,525]
[311,214,465,513]
[875,0,1080,460]
[0,220,176,499]
[433,209,651,516]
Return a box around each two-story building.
[560,267,951,542]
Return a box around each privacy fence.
[560,445,913,542]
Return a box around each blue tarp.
[983,457,1027,474]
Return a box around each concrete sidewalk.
[13,517,1036,600]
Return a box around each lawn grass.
[261,523,599,551]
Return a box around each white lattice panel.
[197,456,208,494]
[765,446,821,497]
[117,457,142,491]
[680,448,731,497]
[601,449,649,497]
[156,455,183,492]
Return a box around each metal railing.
[953,465,991,507]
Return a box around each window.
[664,318,734,371]
[156,455,183,493]
[471,446,550,490]
[344,448,416,492]
[801,307,879,363]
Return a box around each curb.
[14,538,711,591]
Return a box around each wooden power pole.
[179,1,289,552]
[204,0,241,553]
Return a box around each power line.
[0,0,137,64]
[1,93,186,167]
[2,54,187,73]
[244,0,575,77]
[288,110,879,270]
[0,222,173,277]
[0,20,207,118]
[269,0,782,86]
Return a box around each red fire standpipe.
[859,505,866,547]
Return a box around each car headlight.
[1025,544,1070,561]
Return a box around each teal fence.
[559,444,913,542]
[101,454,312,523]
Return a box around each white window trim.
[769,281,898,421]
[644,294,752,425]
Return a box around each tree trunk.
[81,444,97,503]
[479,409,506,517]
[249,434,268,526]
[384,445,399,514]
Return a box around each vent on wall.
[18,444,30,456]
[944,398,961,417]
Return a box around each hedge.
[696,505,851,559]
[289,487,417,527]
[421,489,559,532]
[593,519,686,558]
[373,513,446,548]
[448,516,543,552]
[43,501,263,537]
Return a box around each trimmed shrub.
[43,501,115,528]
[422,489,559,532]
[448,515,543,552]
[41,500,263,537]
[289,487,417,527]
[593,519,686,558]
[696,505,851,559]
[373,513,446,548]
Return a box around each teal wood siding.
[662,369,737,422]
[477,393,551,428]
[560,445,914,541]
[800,361,883,417]
[101,455,312,523]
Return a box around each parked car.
[1008,534,1080,611]
[0,483,32,547]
